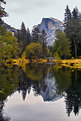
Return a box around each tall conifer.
[0,0,8,24]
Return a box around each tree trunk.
[75,44,77,59]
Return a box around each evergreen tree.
[14,29,23,56]
[0,26,18,64]
[72,8,78,19]
[16,29,21,43]
[15,23,31,56]
[20,22,27,54]
[21,22,27,45]
[0,0,8,25]
[27,28,31,44]
[32,25,40,42]
[42,29,47,58]
[64,5,71,25]
[64,7,81,58]
[53,30,71,59]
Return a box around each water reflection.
[54,67,81,116]
[65,70,81,116]
[0,64,81,120]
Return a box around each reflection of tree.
[54,67,81,116]
[65,69,81,116]
[1,64,81,118]
[23,63,50,81]
[0,109,10,121]
[18,68,32,100]
[20,64,62,102]
[32,78,47,96]
[0,66,20,99]
[53,67,71,94]
[65,86,81,116]
[19,63,51,99]
[0,65,21,121]
[0,88,10,121]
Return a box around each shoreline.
[2,58,81,69]
[54,59,81,68]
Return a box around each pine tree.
[72,8,78,19]
[64,7,81,58]
[0,0,8,24]
[32,25,40,42]
[42,29,47,58]
[20,22,27,51]
[21,22,27,43]
[15,23,31,56]
[27,28,31,44]
[16,29,21,43]
[64,5,71,26]
[53,30,71,59]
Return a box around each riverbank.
[54,59,81,68]
[5,58,48,66]
[4,58,81,69]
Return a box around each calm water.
[0,63,81,121]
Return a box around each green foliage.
[23,42,43,59]
[64,6,81,58]
[41,29,47,58]
[31,28,49,58]
[15,23,49,59]
[53,30,71,59]
[0,0,8,24]
[27,28,31,44]
[15,23,31,56]
[72,7,78,19]
[32,25,40,42]
[23,63,50,81]
[48,45,53,56]
[64,5,71,25]
[0,24,7,35]
[0,25,18,64]
[20,22,27,52]
[0,66,20,101]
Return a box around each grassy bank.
[4,58,81,69]
[5,58,48,66]
[53,59,81,68]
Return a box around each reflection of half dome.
[40,72,62,102]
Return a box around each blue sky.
[3,0,81,30]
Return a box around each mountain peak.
[38,17,64,46]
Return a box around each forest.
[0,0,81,65]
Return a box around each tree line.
[15,23,50,59]
[0,0,81,65]
[0,0,50,65]
[54,5,81,59]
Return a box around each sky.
[2,0,81,30]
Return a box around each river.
[0,63,81,121]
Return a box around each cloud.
[6,0,33,15]
[4,0,81,30]
[6,0,54,15]
[34,0,50,7]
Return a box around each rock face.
[4,17,64,46]
[40,70,62,102]
[38,18,64,46]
